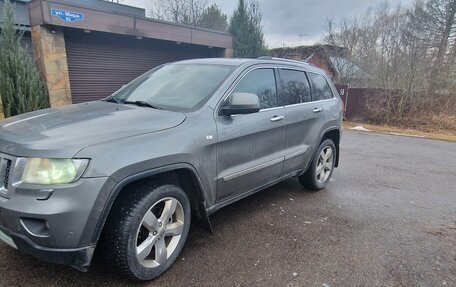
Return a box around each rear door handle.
[313,108,322,113]
[270,115,285,122]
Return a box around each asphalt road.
[0,130,455,286]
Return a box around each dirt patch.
[425,224,456,245]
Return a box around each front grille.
[3,160,11,188]
[0,158,12,190]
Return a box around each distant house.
[269,45,345,80]
[269,45,365,84]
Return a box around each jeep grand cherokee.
[0,58,342,281]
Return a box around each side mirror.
[221,93,261,116]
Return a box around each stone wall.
[31,26,72,107]
[224,48,234,58]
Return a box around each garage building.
[0,0,233,116]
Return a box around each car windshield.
[110,63,235,112]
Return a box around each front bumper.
[0,225,94,271]
[0,226,16,248]
[0,176,114,271]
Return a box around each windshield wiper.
[123,100,161,110]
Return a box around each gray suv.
[0,58,342,281]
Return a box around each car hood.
[0,101,186,158]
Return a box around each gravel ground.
[0,130,455,286]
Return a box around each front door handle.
[313,108,322,113]
[270,115,285,122]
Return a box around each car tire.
[100,184,191,281]
[299,139,336,191]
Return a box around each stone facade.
[224,48,234,58]
[31,26,72,107]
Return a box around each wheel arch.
[91,163,212,246]
[320,127,340,167]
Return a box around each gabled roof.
[329,56,369,80]
[268,44,351,79]
[269,45,347,62]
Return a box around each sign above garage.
[50,8,84,23]
[29,0,232,48]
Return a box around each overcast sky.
[123,0,415,48]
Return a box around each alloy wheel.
[316,146,334,184]
[135,197,185,268]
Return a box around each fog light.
[20,218,50,238]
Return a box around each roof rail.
[257,56,312,66]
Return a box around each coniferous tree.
[229,0,267,58]
[0,0,49,117]
[198,4,228,31]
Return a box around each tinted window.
[281,69,311,105]
[233,69,278,109]
[112,64,235,112]
[308,73,334,101]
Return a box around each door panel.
[279,69,326,176]
[282,103,322,175]
[215,107,287,201]
[215,68,286,202]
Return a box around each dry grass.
[408,114,456,135]
[343,121,456,142]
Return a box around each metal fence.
[335,85,384,121]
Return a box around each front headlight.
[21,158,89,185]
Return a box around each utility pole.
[298,33,306,45]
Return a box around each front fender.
[87,163,212,247]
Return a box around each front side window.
[112,64,235,112]
[280,69,311,105]
[232,69,278,109]
[308,73,334,101]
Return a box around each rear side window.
[233,69,278,109]
[280,69,311,105]
[308,73,334,101]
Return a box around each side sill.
[207,170,302,216]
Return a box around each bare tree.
[146,0,167,20]
[323,0,456,126]
[413,0,456,95]
[146,0,208,26]
[186,0,208,25]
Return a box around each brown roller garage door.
[65,29,223,103]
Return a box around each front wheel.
[101,184,191,281]
[299,139,336,191]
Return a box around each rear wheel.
[101,184,191,281]
[299,139,336,191]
